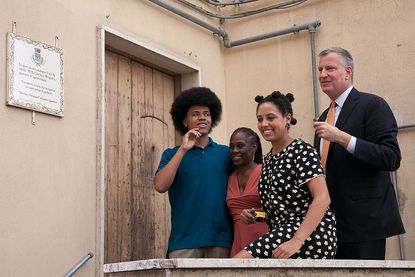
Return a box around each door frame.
[97,25,200,277]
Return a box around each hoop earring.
[286,122,290,128]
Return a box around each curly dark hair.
[255,91,297,126]
[231,127,263,164]
[170,87,222,135]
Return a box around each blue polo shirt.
[157,138,233,253]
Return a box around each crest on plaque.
[32,47,44,66]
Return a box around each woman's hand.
[272,237,302,259]
[240,208,257,224]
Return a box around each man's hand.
[313,121,340,142]
[314,121,351,148]
[180,128,201,150]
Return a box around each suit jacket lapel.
[335,87,359,130]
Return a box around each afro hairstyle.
[170,87,222,135]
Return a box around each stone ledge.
[103,258,415,273]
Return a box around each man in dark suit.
[313,47,405,260]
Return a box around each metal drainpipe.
[390,171,405,260]
[148,0,320,48]
[147,0,228,42]
[226,20,321,48]
[398,124,415,130]
[148,0,320,114]
[308,25,319,119]
[393,123,415,260]
[65,252,94,277]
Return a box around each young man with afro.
[154,87,233,258]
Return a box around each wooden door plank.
[117,56,132,262]
[141,66,156,258]
[152,70,167,258]
[132,64,157,259]
[105,50,120,263]
[162,73,174,251]
[131,61,145,260]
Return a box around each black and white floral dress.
[245,138,337,259]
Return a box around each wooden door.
[105,50,174,263]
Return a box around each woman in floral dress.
[233,91,337,259]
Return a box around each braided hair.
[255,91,297,127]
[231,127,263,164]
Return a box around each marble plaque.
[7,33,64,117]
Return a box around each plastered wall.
[1,0,414,276]
[223,0,415,260]
[1,1,226,276]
